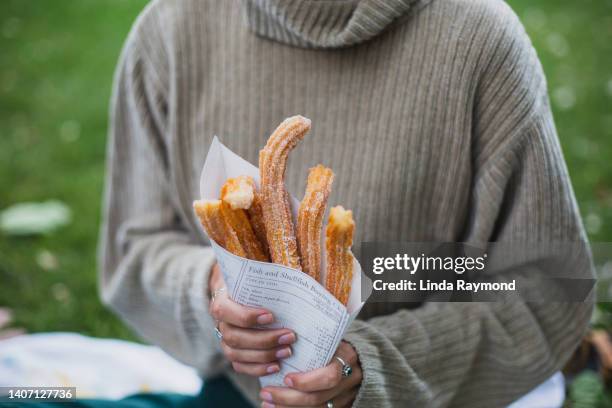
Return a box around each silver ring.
[211,287,226,303]
[334,356,352,378]
[214,323,223,340]
[326,401,334,408]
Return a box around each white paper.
[199,137,366,387]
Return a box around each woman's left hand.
[259,340,362,408]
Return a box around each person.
[99,0,594,407]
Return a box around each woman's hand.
[209,263,297,377]
[259,340,362,408]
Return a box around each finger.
[261,386,328,407]
[260,379,356,408]
[283,363,340,392]
[220,322,296,349]
[262,387,358,408]
[261,402,321,408]
[210,295,274,328]
[221,341,293,364]
[208,264,225,292]
[329,386,359,408]
[286,358,359,393]
[285,344,359,392]
[281,365,361,399]
[231,361,280,377]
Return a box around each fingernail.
[284,377,294,387]
[260,391,273,402]
[261,402,275,408]
[257,313,274,325]
[275,347,291,359]
[266,364,280,374]
[278,333,295,345]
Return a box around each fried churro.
[325,206,355,305]
[193,199,247,258]
[297,165,334,281]
[221,176,255,210]
[246,185,270,259]
[259,115,311,269]
[220,178,269,262]
[218,175,270,258]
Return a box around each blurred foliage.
[568,372,612,408]
[0,0,611,403]
[515,0,612,242]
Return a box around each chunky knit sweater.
[99,0,594,406]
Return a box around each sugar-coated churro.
[297,165,334,281]
[193,199,247,258]
[259,115,311,269]
[246,185,270,259]
[220,179,269,262]
[325,206,355,305]
[221,176,255,210]
[218,175,270,258]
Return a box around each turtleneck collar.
[242,0,426,48]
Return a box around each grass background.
[0,0,611,402]
[0,0,151,340]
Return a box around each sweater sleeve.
[98,5,226,377]
[344,4,594,407]
[345,114,594,407]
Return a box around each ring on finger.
[214,321,223,340]
[334,356,353,378]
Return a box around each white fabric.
[508,372,565,408]
[0,333,201,399]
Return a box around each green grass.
[0,0,611,347]
[0,0,149,340]
[513,0,612,242]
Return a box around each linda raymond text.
[373,279,517,293]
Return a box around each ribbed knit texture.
[99,0,594,407]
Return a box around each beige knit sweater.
[99,0,594,406]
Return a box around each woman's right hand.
[209,263,296,377]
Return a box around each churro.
[297,165,334,281]
[325,206,355,305]
[193,199,247,258]
[246,186,270,259]
[220,179,269,262]
[218,175,269,257]
[259,115,311,269]
[221,176,255,210]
